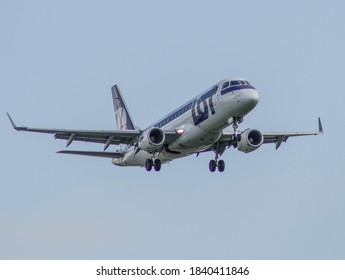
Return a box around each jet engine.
[138,128,165,153]
[237,129,263,153]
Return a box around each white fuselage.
[112,78,259,167]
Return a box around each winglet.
[318,117,323,133]
[7,112,18,130]
[6,113,27,131]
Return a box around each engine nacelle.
[138,128,165,153]
[237,129,263,153]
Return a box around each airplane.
[7,78,323,172]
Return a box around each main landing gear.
[209,159,225,172]
[145,158,161,172]
[209,142,225,172]
[208,117,243,172]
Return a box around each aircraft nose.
[244,90,260,108]
[251,90,260,104]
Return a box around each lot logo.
[192,86,217,126]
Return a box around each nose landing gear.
[231,117,242,148]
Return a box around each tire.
[209,160,217,172]
[154,159,161,172]
[218,160,225,172]
[145,159,153,171]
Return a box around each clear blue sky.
[1,0,344,259]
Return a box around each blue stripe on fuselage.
[221,84,255,95]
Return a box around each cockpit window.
[222,81,229,89]
[221,79,255,95]
[230,80,241,86]
[230,80,252,86]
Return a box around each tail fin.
[111,85,136,130]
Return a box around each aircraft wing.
[209,117,323,153]
[262,117,323,149]
[7,113,181,151]
[7,113,141,150]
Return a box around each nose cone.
[250,90,260,106]
[243,89,259,111]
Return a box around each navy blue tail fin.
[111,85,136,131]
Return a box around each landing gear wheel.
[218,160,225,172]
[154,159,161,172]
[145,159,153,171]
[209,160,217,172]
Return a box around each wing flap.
[53,130,140,146]
[57,150,124,158]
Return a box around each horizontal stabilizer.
[57,150,124,159]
